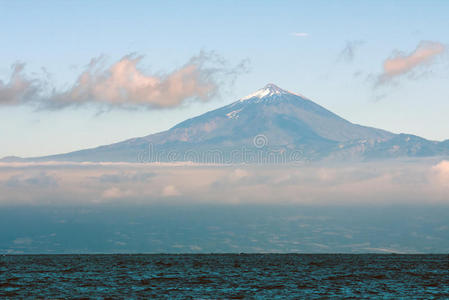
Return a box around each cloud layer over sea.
[1,159,448,205]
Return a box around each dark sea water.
[1,254,448,299]
[2,205,449,254]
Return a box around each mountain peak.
[240,83,291,101]
[263,83,286,93]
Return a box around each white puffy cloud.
[431,160,449,187]
[230,168,250,181]
[162,185,180,197]
[102,187,127,199]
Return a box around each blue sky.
[1,0,449,157]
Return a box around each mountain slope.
[4,84,449,163]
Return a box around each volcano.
[5,84,449,163]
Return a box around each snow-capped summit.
[240,83,291,100]
[240,83,308,102]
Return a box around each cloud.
[431,160,449,186]
[291,32,309,37]
[5,172,58,188]
[230,168,249,181]
[0,52,249,110]
[1,159,448,205]
[377,41,446,85]
[337,40,365,63]
[162,185,180,197]
[102,187,131,199]
[0,63,41,105]
[95,171,155,183]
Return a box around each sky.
[1,0,449,158]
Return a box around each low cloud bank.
[0,159,448,205]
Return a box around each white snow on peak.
[240,83,307,101]
[240,88,272,100]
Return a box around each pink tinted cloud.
[1,160,449,205]
[378,41,446,84]
[49,54,216,108]
[0,63,40,105]
[0,52,248,110]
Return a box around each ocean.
[1,254,448,298]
